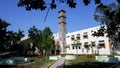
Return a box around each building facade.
[53,10,112,55]
[54,26,112,55]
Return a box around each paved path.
[49,57,65,68]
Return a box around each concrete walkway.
[49,57,65,68]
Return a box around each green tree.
[0,18,10,51]
[28,26,42,52]
[93,2,120,51]
[17,0,120,11]
[41,27,54,56]
[28,26,54,56]
[9,30,24,51]
[0,18,25,52]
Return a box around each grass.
[24,56,54,68]
[63,54,119,68]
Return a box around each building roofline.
[66,25,106,34]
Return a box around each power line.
[44,6,51,23]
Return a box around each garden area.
[24,57,54,68]
[63,55,120,68]
[0,51,54,68]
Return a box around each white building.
[53,10,112,55]
[54,26,112,55]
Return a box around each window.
[73,46,74,49]
[84,42,88,45]
[99,40,104,42]
[91,42,95,46]
[72,44,75,49]
[83,35,88,39]
[79,46,80,49]
[91,30,93,32]
[76,46,77,49]
[83,32,88,39]
[76,34,80,40]
[67,36,70,38]
[71,35,75,40]
[77,34,80,36]
[71,35,74,37]
[98,40,105,48]
[98,43,105,48]
[83,32,87,34]
[92,42,95,44]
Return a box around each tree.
[93,2,120,51]
[0,18,25,52]
[28,26,42,53]
[0,18,10,51]
[17,0,120,11]
[41,27,54,56]
[8,30,24,51]
[28,26,54,56]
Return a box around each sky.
[0,0,116,35]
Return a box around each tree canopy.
[0,17,54,54]
[0,18,10,51]
[17,0,108,11]
[28,26,54,55]
[93,2,120,47]
[17,0,120,41]
[0,18,25,52]
[41,27,54,51]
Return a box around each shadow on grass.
[63,61,117,68]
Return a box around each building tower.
[58,10,67,54]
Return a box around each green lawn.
[24,56,54,68]
[69,55,95,63]
[64,55,119,68]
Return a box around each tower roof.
[58,10,66,13]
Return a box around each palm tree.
[0,18,10,51]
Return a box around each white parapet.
[95,56,119,63]
[65,55,76,60]
[114,55,120,61]
[49,55,61,60]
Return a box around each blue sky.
[0,0,116,35]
